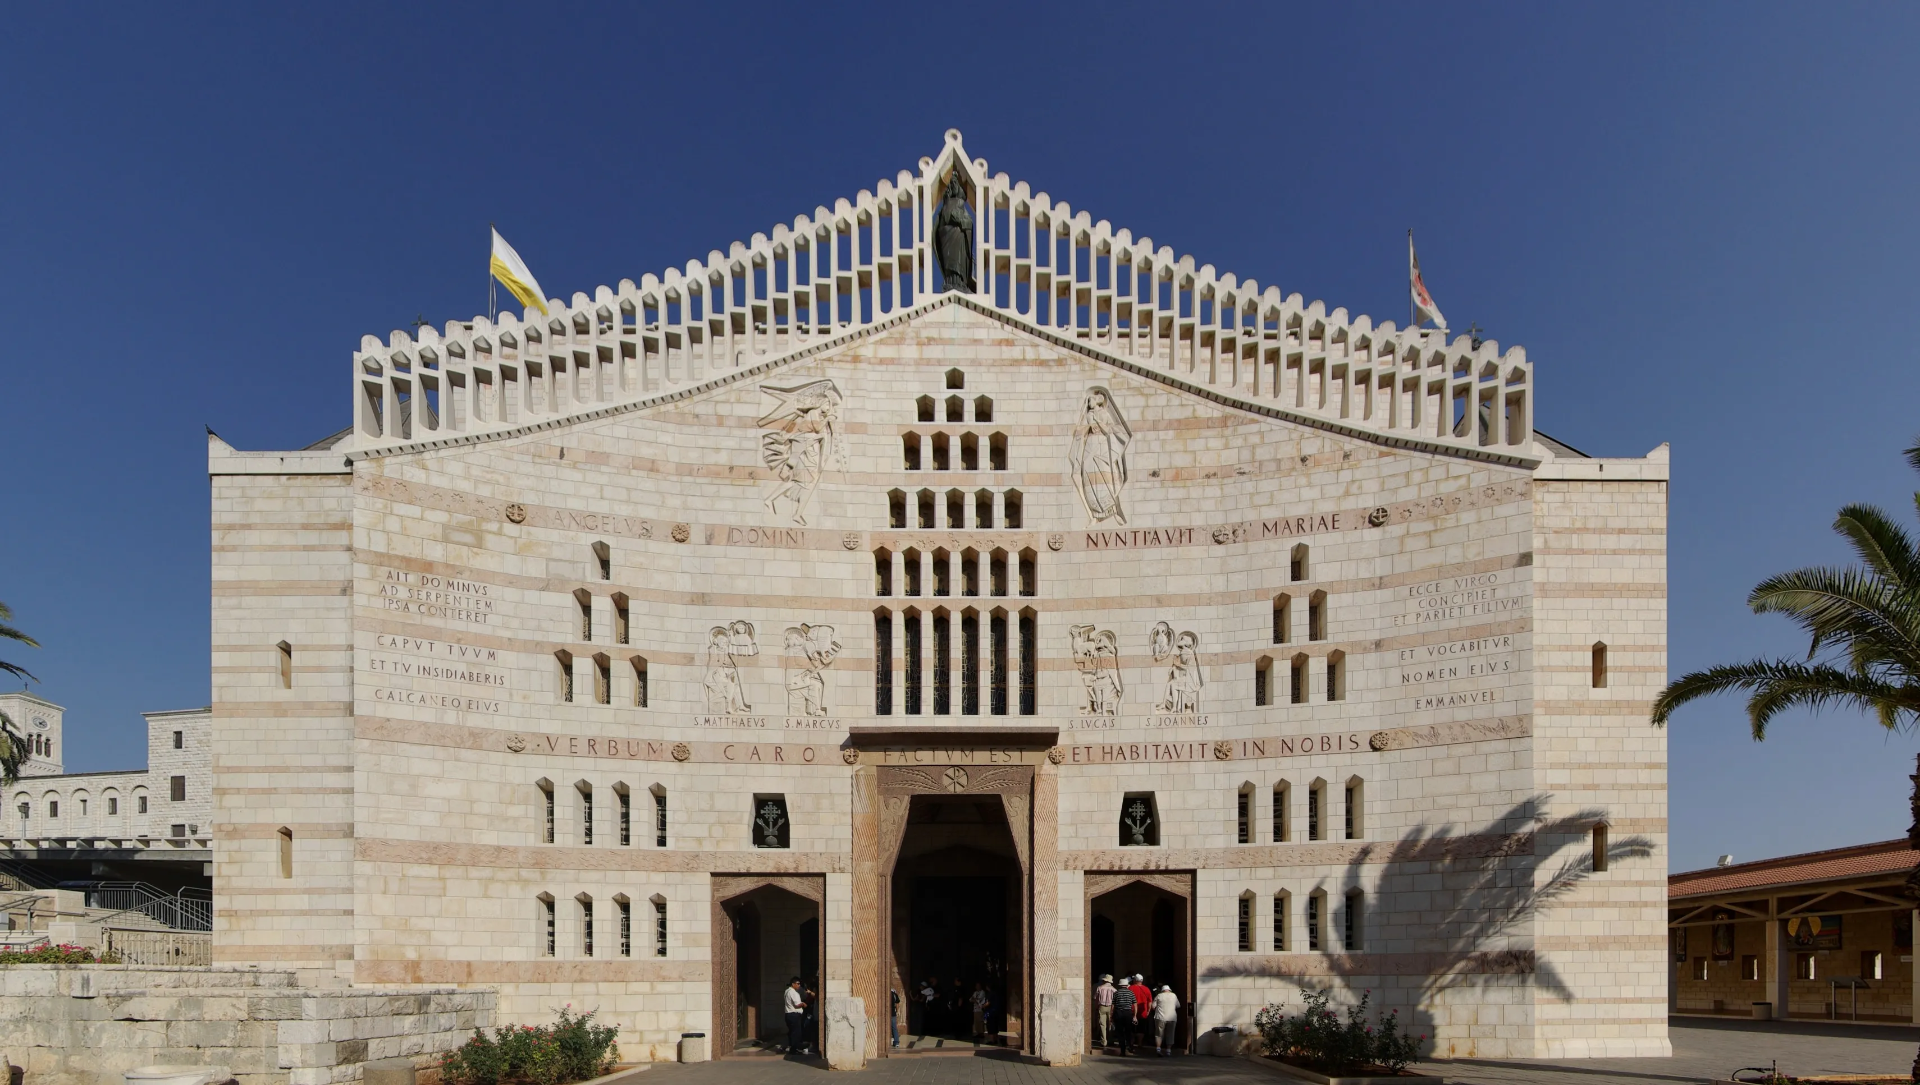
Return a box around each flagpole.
[1407,230,1415,331]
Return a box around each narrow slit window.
[960,432,979,470]
[905,610,924,715]
[1290,544,1309,582]
[1272,596,1291,644]
[990,549,1008,596]
[575,589,594,641]
[1308,780,1325,841]
[946,489,965,529]
[875,609,894,715]
[1255,657,1272,707]
[931,432,950,470]
[1308,590,1327,641]
[1592,823,1609,872]
[918,489,936,529]
[618,897,633,957]
[593,654,611,705]
[988,432,1008,470]
[1327,651,1346,701]
[875,549,893,596]
[903,433,922,470]
[1237,894,1254,952]
[617,786,631,846]
[934,609,952,714]
[903,549,922,596]
[631,656,649,707]
[1291,654,1309,704]
[1237,785,1252,843]
[1273,892,1290,951]
[277,640,293,689]
[961,549,979,596]
[613,594,630,644]
[946,394,965,422]
[652,785,667,847]
[932,549,950,596]
[277,827,293,879]
[974,488,992,528]
[1592,642,1609,688]
[889,489,906,529]
[577,782,593,845]
[556,651,574,702]
[1018,549,1036,597]
[592,540,611,580]
[579,895,594,957]
[1018,608,1036,715]
[541,895,556,956]
[1003,489,1023,528]
[653,897,668,957]
[990,610,1009,715]
[1343,890,1363,950]
[961,609,980,714]
[1272,781,1290,842]
[1307,891,1323,951]
[1344,777,1363,840]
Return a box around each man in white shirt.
[783,976,807,1055]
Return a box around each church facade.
[207,131,1669,1064]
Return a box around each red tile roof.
[1671,838,1919,899]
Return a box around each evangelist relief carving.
[1069,386,1132,524]
[782,623,842,716]
[1150,620,1204,713]
[1068,624,1124,715]
[701,621,758,714]
[758,379,845,525]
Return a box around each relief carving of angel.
[702,622,756,714]
[1068,386,1132,524]
[759,380,846,525]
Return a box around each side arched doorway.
[711,874,825,1057]
[1085,873,1193,1054]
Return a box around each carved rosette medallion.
[842,532,861,551]
[671,742,692,762]
[670,523,691,543]
[943,767,970,792]
[841,747,860,765]
[1046,746,1066,765]
[1369,731,1392,751]
[505,503,528,524]
[505,734,527,753]
[1212,740,1233,761]
[1047,533,1065,552]
[1368,506,1391,527]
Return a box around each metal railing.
[76,882,212,932]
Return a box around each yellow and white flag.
[490,227,550,315]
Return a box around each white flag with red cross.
[1409,232,1447,331]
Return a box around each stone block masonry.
[0,966,493,1085]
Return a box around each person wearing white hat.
[1094,974,1116,1050]
[1150,984,1180,1056]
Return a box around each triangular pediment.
[348,131,1534,465]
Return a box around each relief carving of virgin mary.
[1069,386,1132,524]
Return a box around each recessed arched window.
[277,640,293,689]
[576,781,594,845]
[555,651,575,703]
[578,893,595,957]
[593,654,611,705]
[1290,543,1309,582]
[1236,783,1254,843]
[1272,595,1291,644]
[612,593,630,645]
[1272,891,1292,951]
[1344,776,1364,840]
[989,549,1009,597]
[946,489,966,529]
[945,368,965,389]
[1308,590,1327,641]
[874,549,893,596]
[1291,653,1309,704]
[961,549,979,596]
[652,895,669,957]
[1272,780,1291,842]
[988,432,1008,471]
[973,395,993,422]
[1238,892,1255,952]
[1018,607,1037,715]
[945,395,965,422]
[1017,549,1037,597]
[916,395,936,423]
[1343,889,1364,951]
[1592,822,1610,872]
[574,589,594,641]
[904,608,924,715]
[277,827,293,879]
[888,489,907,528]
[631,656,649,708]
[917,489,936,529]
[650,783,668,847]
[933,608,953,713]
[974,488,993,528]
[616,894,633,956]
[615,783,631,846]
[932,549,951,597]
[1307,779,1326,840]
[931,432,951,470]
[960,432,980,470]
[1592,642,1609,689]
[1254,656,1273,707]
[1003,489,1023,528]
[989,607,1010,715]
[874,609,894,715]
[537,778,555,844]
[539,893,556,956]
[960,607,981,714]
[592,540,611,581]
[903,432,922,470]
[1327,650,1347,701]
[903,548,923,597]
[1306,889,1325,951]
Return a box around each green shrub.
[440,1007,618,1085]
[0,943,120,965]
[1253,988,1423,1075]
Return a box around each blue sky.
[2,4,1917,872]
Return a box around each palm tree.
[0,599,38,785]
[1652,439,1920,737]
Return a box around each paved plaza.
[646,1019,1920,1085]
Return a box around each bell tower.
[0,691,64,776]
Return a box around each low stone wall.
[0,965,495,1085]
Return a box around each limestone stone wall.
[0,965,491,1085]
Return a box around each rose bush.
[439,1007,618,1085]
[1253,988,1422,1074]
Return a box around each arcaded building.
[207,131,1669,1065]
